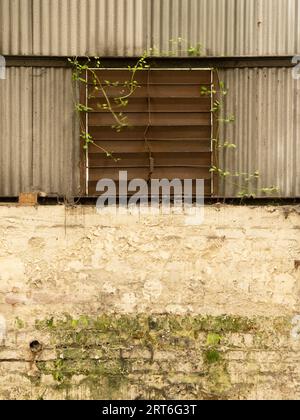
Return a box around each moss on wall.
[7,314,286,399]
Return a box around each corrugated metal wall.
[1,0,299,57]
[220,68,300,197]
[149,0,300,57]
[0,68,80,196]
[0,1,299,197]
[32,0,147,56]
[0,0,32,55]
[2,67,298,197]
[0,68,32,196]
[32,68,80,196]
[0,0,148,57]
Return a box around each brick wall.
[0,205,300,399]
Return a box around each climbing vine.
[69,53,149,160]
[149,37,203,57]
[69,40,279,198]
[201,70,279,198]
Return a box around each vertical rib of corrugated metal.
[0,0,33,55]
[32,0,147,56]
[1,0,299,57]
[150,0,243,56]
[0,68,33,196]
[32,68,80,196]
[257,0,300,56]
[219,68,300,197]
[149,0,300,57]
[0,68,80,197]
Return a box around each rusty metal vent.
[83,69,213,196]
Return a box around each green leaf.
[206,333,222,346]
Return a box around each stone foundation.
[0,204,300,400]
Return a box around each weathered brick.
[0,205,299,399]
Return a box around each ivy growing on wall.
[200,71,279,198]
[69,40,279,198]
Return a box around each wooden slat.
[87,70,212,85]
[89,167,211,182]
[88,97,211,113]
[88,112,211,127]
[89,140,212,154]
[149,70,212,85]
[88,84,210,98]
[88,126,212,140]
[88,152,212,168]
[88,180,212,196]
[84,69,214,196]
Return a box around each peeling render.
[0,205,300,399]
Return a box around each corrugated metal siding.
[1,68,299,198]
[1,0,299,57]
[150,0,300,57]
[32,0,147,56]
[150,0,244,56]
[257,0,300,56]
[0,68,33,196]
[219,68,300,197]
[0,67,80,196]
[32,68,80,196]
[0,0,33,55]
